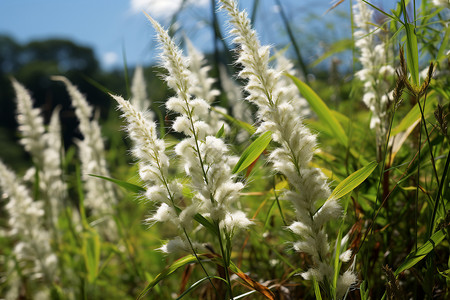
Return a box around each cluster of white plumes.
[1,80,62,299]
[219,0,356,297]
[54,76,117,238]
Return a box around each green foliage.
[0,1,449,299]
[232,131,272,174]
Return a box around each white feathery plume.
[146,13,251,238]
[219,0,355,295]
[0,160,58,295]
[11,79,65,230]
[111,94,183,230]
[275,55,310,117]
[11,78,46,163]
[131,65,153,116]
[353,0,394,155]
[185,38,230,136]
[53,76,116,236]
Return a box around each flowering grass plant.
[0,0,449,299]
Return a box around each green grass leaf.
[391,95,438,136]
[394,229,446,276]
[232,131,272,174]
[215,124,225,138]
[404,22,420,86]
[312,277,323,300]
[194,213,219,235]
[137,255,200,299]
[287,74,348,146]
[89,174,145,193]
[82,229,101,283]
[176,276,227,300]
[329,161,378,201]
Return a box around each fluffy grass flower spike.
[53,76,117,238]
[131,65,153,116]
[146,13,251,298]
[11,79,65,231]
[0,161,58,299]
[219,0,356,297]
[354,0,394,159]
[186,39,229,135]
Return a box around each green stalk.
[215,221,234,300]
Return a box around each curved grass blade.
[172,206,218,235]
[232,131,272,174]
[215,124,225,138]
[313,278,323,300]
[89,174,145,193]
[138,253,274,299]
[328,161,378,201]
[82,229,101,283]
[401,0,419,86]
[176,276,227,300]
[287,74,348,146]
[137,255,201,299]
[391,94,437,136]
[225,259,275,300]
[394,229,446,276]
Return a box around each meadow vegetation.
[0,0,449,299]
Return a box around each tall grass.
[0,0,448,299]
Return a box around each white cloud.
[130,0,208,18]
[102,52,119,67]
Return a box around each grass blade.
[82,229,101,283]
[394,229,446,276]
[312,277,323,300]
[391,94,437,136]
[404,22,420,86]
[176,276,227,300]
[329,161,378,201]
[232,131,272,174]
[137,255,201,299]
[287,74,348,146]
[89,174,145,194]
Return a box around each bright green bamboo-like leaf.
[232,131,272,174]
[287,74,348,146]
[328,161,378,201]
[89,174,145,193]
[82,229,101,283]
[437,26,450,62]
[391,95,437,136]
[215,124,225,138]
[394,229,446,276]
[404,22,419,86]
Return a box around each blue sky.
[0,0,396,70]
